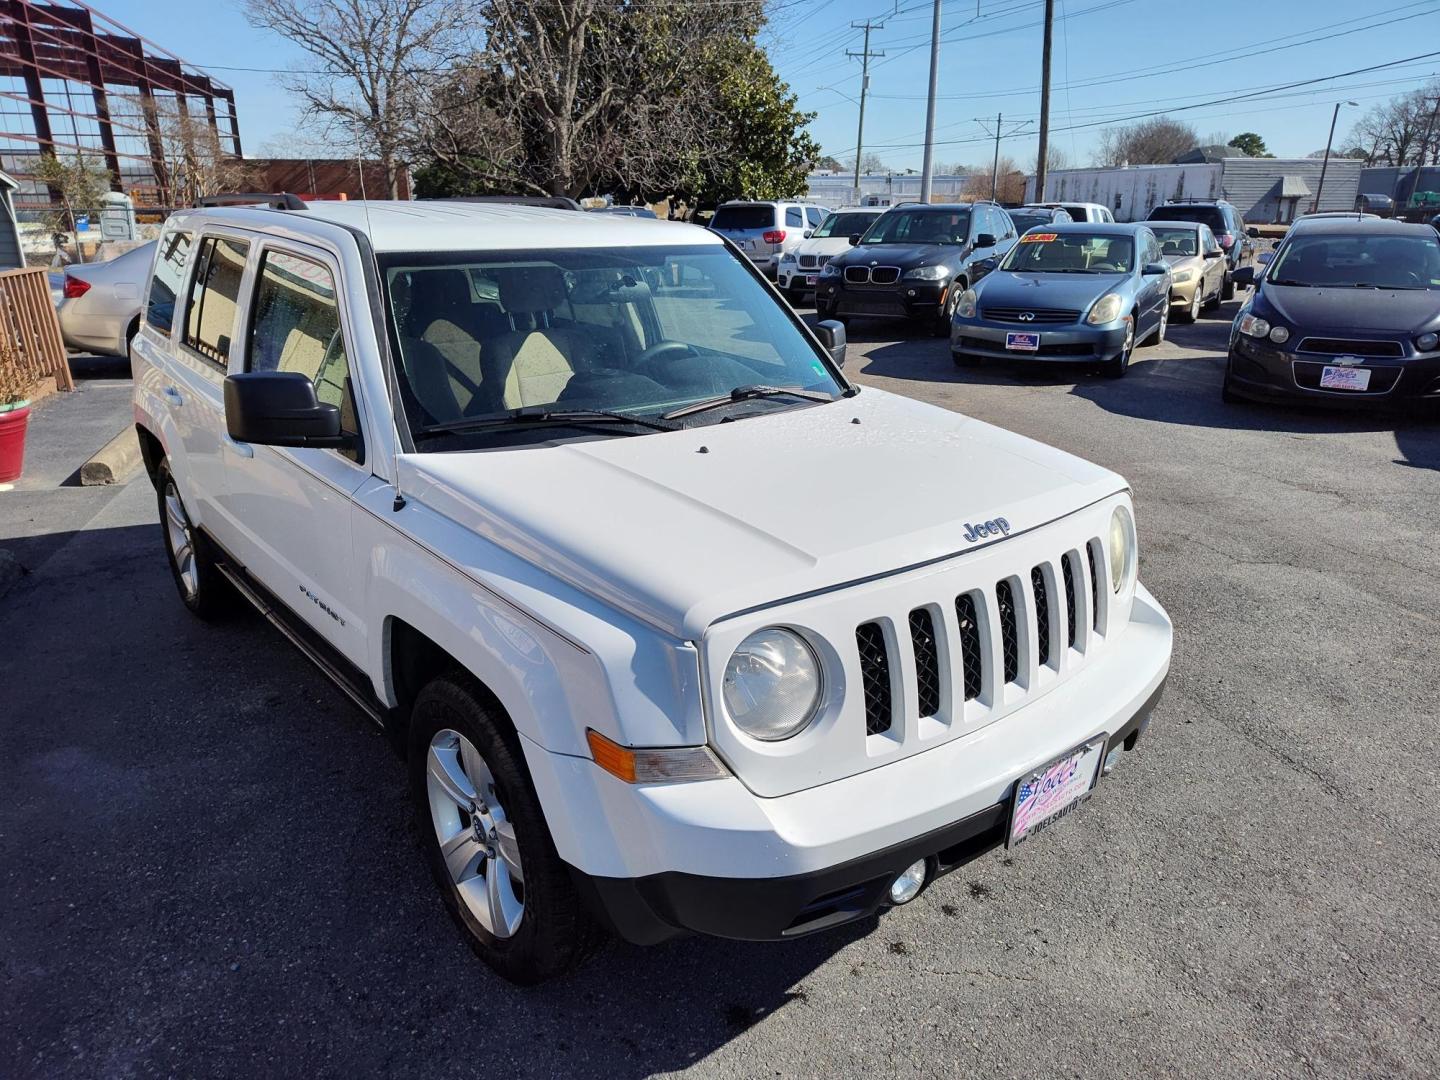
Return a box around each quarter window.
[182,236,250,366]
[806,207,825,229]
[146,227,191,334]
[247,249,360,452]
[785,207,804,228]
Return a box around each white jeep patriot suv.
[132,198,1172,984]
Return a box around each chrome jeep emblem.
[962,518,1012,543]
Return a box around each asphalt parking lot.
[4,299,1438,1079]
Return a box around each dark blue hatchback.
[1224,219,1440,409]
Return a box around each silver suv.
[708,200,830,279]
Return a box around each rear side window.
[247,249,360,450]
[146,228,191,333]
[711,205,775,231]
[183,236,250,366]
[785,207,803,228]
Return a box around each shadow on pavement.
[1,519,864,1078]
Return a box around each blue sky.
[99,0,1440,171]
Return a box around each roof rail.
[432,195,582,211]
[197,192,308,210]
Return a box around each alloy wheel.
[163,479,198,600]
[1190,289,1202,321]
[426,728,525,939]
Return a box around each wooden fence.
[0,267,71,393]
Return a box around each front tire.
[932,282,963,337]
[409,674,601,984]
[156,458,233,620]
[1222,269,1236,301]
[1180,289,1201,323]
[1102,317,1136,378]
[1144,302,1168,346]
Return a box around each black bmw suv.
[815,202,1018,335]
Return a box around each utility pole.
[918,0,942,204]
[1418,95,1440,166]
[991,111,1002,200]
[848,20,885,202]
[1034,0,1055,203]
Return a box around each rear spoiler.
[197,192,308,210]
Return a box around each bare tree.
[1345,83,1440,165]
[244,0,473,197]
[1093,116,1199,166]
[149,97,262,207]
[960,156,1025,203]
[34,151,112,262]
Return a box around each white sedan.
[57,241,155,356]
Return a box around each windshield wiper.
[416,406,680,439]
[1267,278,1313,287]
[661,385,835,421]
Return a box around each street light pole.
[991,111,1002,201]
[1034,0,1055,204]
[1313,100,1358,213]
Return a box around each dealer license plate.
[1005,331,1040,352]
[1007,736,1107,847]
[1319,365,1370,391]
[805,275,817,286]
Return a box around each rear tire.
[409,674,602,984]
[155,458,233,621]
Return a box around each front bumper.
[951,319,1129,363]
[1168,278,1201,307]
[815,277,946,320]
[777,265,822,293]
[522,584,1172,944]
[1226,334,1440,409]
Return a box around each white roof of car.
[181,200,712,253]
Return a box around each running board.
[213,556,389,730]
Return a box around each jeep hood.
[398,389,1125,640]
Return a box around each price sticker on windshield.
[1021,233,1058,243]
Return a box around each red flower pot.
[0,403,31,483]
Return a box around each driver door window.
[246,248,361,460]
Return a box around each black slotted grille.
[996,579,1019,684]
[955,593,982,701]
[1031,566,1051,668]
[1061,553,1078,648]
[856,622,893,735]
[1085,542,1101,630]
[908,608,941,718]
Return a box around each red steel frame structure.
[0,0,241,212]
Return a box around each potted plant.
[0,358,33,484]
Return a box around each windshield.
[1150,227,1200,256]
[711,205,775,231]
[859,208,970,245]
[814,211,878,239]
[380,244,843,442]
[1267,233,1440,289]
[1008,213,1054,233]
[999,232,1134,273]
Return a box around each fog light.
[889,860,927,904]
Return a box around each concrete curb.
[79,426,142,487]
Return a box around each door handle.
[224,436,254,460]
[162,386,184,407]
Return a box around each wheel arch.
[134,423,165,489]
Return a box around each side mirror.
[848,234,861,246]
[1231,266,1256,289]
[1246,227,1260,239]
[1141,261,1169,276]
[803,229,814,239]
[813,319,847,369]
[974,233,997,249]
[1204,249,1224,259]
[224,371,349,449]
[1256,251,1274,266]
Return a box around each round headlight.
[1268,325,1290,344]
[1417,332,1439,352]
[722,629,822,741]
[1108,505,1136,595]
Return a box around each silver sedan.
[57,241,155,357]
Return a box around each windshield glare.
[814,211,878,239]
[381,245,842,440]
[1000,233,1134,273]
[1151,227,1200,256]
[1267,234,1440,289]
[860,209,970,245]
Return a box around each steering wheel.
[635,339,699,367]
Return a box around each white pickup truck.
[132,198,1172,984]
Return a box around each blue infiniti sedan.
[950,222,1172,377]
